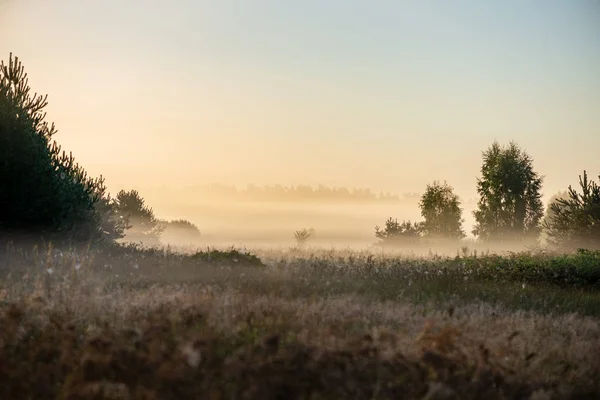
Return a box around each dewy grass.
[0,243,599,399]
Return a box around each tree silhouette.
[294,228,315,248]
[114,190,163,244]
[473,141,544,243]
[419,181,465,240]
[544,171,600,250]
[0,53,108,242]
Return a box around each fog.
[141,191,478,250]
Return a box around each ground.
[0,244,598,399]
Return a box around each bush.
[160,219,201,245]
[190,247,265,267]
[293,228,315,248]
[375,218,422,246]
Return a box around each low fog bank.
[126,198,548,256]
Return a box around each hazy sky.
[1,0,599,202]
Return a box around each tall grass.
[0,242,599,399]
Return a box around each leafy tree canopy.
[419,181,465,240]
[473,141,544,243]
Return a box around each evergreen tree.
[473,141,544,243]
[0,53,110,242]
[544,171,600,250]
[540,190,568,243]
[114,190,163,244]
[419,181,465,239]
[95,192,131,243]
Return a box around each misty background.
[1,0,598,246]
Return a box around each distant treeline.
[185,184,420,203]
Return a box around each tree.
[472,141,544,243]
[294,228,315,248]
[94,192,131,243]
[375,218,422,246]
[113,190,163,244]
[540,190,568,243]
[543,171,600,250]
[0,53,109,242]
[419,181,465,240]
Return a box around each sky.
[1,0,599,204]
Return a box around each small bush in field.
[375,218,422,246]
[294,228,314,248]
[159,219,202,245]
[190,247,265,267]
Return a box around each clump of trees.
[375,181,465,246]
[193,184,409,203]
[375,140,598,252]
[0,53,207,248]
[0,53,123,243]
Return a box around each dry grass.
[0,243,599,399]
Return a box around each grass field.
[0,243,599,399]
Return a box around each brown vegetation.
[0,244,599,399]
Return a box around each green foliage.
[544,171,600,250]
[375,218,422,245]
[453,249,600,289]
[94,193,131,243]
[419,181,465,239]
[190,247,265,267]
[113,190,163,244]
[0,53,110,242]
[541,190,569,233]
[473,141,544,243]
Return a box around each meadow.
[0,242,599,399]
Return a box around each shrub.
[375,218,422,246]
[190,247,265,267]
[160,219,201,245]
[294,228,315,248]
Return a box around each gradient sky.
[1,0,599,203]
